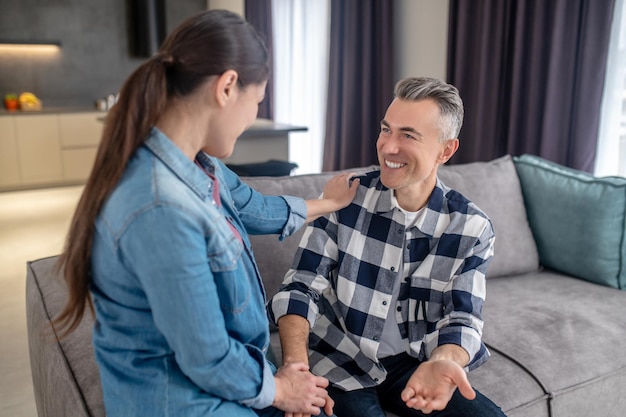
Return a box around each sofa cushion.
[439,155,540,278]
[514,154,626,289]
[481,271,626,417]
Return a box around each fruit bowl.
[19,92,42,111]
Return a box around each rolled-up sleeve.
[269,215,338,329]
[220,163,307,239]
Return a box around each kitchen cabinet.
[15,114,63,185]
[0,117,20,188]
[0,110,103,191]
[58,113,102,181]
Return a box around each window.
[272,0,330,174]
[597,0,626,177]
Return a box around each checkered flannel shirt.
[269,170,495,391]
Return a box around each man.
[269,77,506,417]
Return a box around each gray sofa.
[26,154,626,417]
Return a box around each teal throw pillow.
[514,154,626,289]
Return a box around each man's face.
[376,98,456,197]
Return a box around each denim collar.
[144,127,213,200]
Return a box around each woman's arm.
[220,159,359,235]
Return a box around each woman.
[54,10,357,417]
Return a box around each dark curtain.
[245,0,274,119]
[447,0,615,172]
[323,0,394,171]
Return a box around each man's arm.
[277,314,311,365]
[401,216,496,413]
[276,313,336,417]
[429,344,470,367]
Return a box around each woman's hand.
[321,172,359,208]
[305,172,360,222]
[273,362,334,416]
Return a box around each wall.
[0,0,449,108]
[0,0,206,107]
[206,0,244,15]
[393,0,449,83]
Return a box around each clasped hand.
[401,359,476,414]
[273,362,334,417]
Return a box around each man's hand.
[400,359,476,414]
[273,362,334,416]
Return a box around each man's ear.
[439,138,459,164]
[214,70,239,107]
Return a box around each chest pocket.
[404,276,445,341]
[207,232,243,272]
[207,225,249,313]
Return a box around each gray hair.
[394,77,464,142]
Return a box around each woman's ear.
[214,70,239,107]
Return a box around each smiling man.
[269,77,506,417]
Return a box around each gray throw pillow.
[439,155,540,278]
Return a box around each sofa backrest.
[244,155,540,300]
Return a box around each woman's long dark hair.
[54,9,269,336]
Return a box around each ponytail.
[54,57,168,337]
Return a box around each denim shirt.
[90,127,306,416]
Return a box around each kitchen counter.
[93,115,307,165]
[240,118,307,137]
[226,118,307,165]
[0,106,103,116]
[0,112,307,191]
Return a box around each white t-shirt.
[377,193,424,358]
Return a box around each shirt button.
[374,378,379,382]
[397,229,403,234]
[390,267,395,272]
[397,306,402,312]
[373,336,379,341]
[382,301,387,306]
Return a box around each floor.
[0,185,83,417]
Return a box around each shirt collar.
[143,126,213,199]
[374,175,448,237]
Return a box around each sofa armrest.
[26,256,105,417]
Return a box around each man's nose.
[379,135,400,154]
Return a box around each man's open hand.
[400,359,476,414]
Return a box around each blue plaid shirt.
[269,170,495,391]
